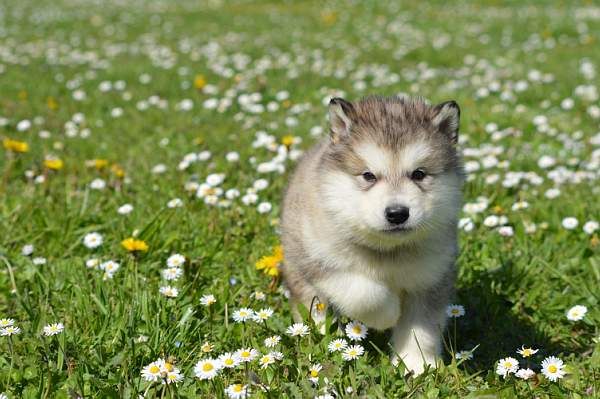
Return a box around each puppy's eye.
[362,171,377,182]
[410,169,426,181]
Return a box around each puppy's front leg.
[390,289,448,375]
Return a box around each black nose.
[385,206,410,225]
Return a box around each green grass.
[1,0,599,397]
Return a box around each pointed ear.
[328,97,355,143]
[432,100,460,143]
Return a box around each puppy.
[281,96,463,374]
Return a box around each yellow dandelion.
[111,164,125,178]
[47,97,58,110]
[194,74,207,90]
[44,158,64,170]
[281,135,295,147]
[255,245,283,277]
[93,159,109,169]
[3,138,29,153]
[121,238,149,252]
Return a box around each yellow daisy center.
[164,362,174,372]
[203,363,214,372]
[224,359,234,366]
[352,326,362,334]
[241,351,250,358]
[232,385,243,393]
[149,365,160,374]
[310,370,319,377]
[548,365,557,373]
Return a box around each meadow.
[0,0,599,397]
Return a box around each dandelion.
[43,322,64,336]
[253,308,274,322]
[200,294,216,307]
[3,138,29,153]
[232,308,254,322]
[225,384,249,399]
[566,305,587,321]
[345,320,368,341]
[218,353,240,368]
[159,286,179,298]
[166,254,186,267]
[446,304,465,318]
[286,322,310,337]
[121,237,148,252]
[342,345,365,361]
[515,368,535,380]
[0,326,21,336]
[255,245,283,277]
[308,363,323,384]
[516,346,538,358]
[328,339,348,352]
[496,357,519,378]
[264,335,281,348]
[541,356,566,381]
[234,348,259,363]
[194,358,221,380]
[44,157,64,170]
[83,232,103,249]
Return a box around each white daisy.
[224,384,249,399]
[252,308,274,322]
[194,358,221,380]
[162,267,183,281]
[308,363,323,384]
[21,244,34,256]
[446,304,465,318]
[566,305,587,321]
[234,348,258,363]
[561,217,578,230]
[200,294,216,307]
[232,308,254,322]
[342,345,365,361]
[516,346,538,358]
[541,356,565,382]
[0,319,15,328]
[141,361,162,382]
[264,335,281,348]
[159,286,179,298]
[496,357,519,378]
[43,322,64,336]
[258,353,275,368]
[218,352,240,368]
[328,339,348,353]
[0,326,21,336]
[286,322,310,337]
[345,320,368,341]
[117,204,134,215]
[515,368,535,380]
[166,254,186,267]
[83,232,103,249]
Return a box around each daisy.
[43,322,64,336]
[83,232,103,249]
[0,319,15,328]
[194,358,221,380]
[33,257,47,265]
[345,320,368,341]
[167,198,183,208]
[1,326,21,336]
[234,348,259,363]
[86,258,100,269]
[200,294,216,307]
[342,345,365,361]
[561,217,578,230]
[100,260,120,279]
[159,286,179,298]
[225,384,249,399]
[541,356,566,381]
[141,361,162,382]
[496,357,519,378]
[516,346,538,358]
[166,254,186,267]
[253,308,274,322]
[22,244,34,256]
[218,352,240,368]
[308,363,323,384]
[165,369,184,384]
[258,353,275,369]
[446,304,465,318]
[162,267,183,281]
[201,342,214,353]
[455,350,474,360]
[566,305,587,321]
[264,335,281,348]
[583,221,599,235]
[117,204,133,215]
[328,339,348,353]
[253,291,266,301]
[257,202,272,213]
[515,368,535,380]
[232,308,254,322]
[286,322,310,337]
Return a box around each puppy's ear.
[432,100,460,143]
[328,97,355,143]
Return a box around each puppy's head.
[319,96,463,249]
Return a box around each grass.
[0,0,599,397]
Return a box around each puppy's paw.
[391,350,437,376]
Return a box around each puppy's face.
[320,97,463,249]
